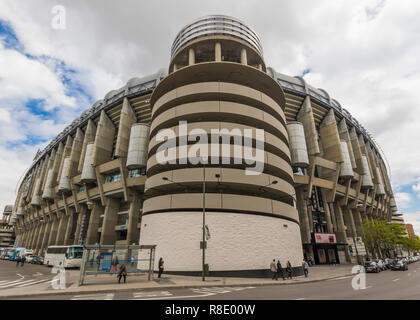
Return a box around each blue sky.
[0,0,420,235]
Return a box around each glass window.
[128,167,146,178]
[78,185,85,193]
[105,172,122,183]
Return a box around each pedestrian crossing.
[0,278,52,289]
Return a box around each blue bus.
[8,248,26,261]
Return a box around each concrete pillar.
[352,208,364,238]
[115,97,137,158]
[173,64,178,72]
[188,48,195,65]
[319,109,344,163]
[40,216,52,255]
[127,193,142,245]
[320,189,333,233]
[100,198,120,245]
[47,213,59,246]
[55,211,68,245]
[333,204,351,263]
[67,128,84,178]
[240,48,247,65]
[34,220,47,255]
[85,202,105,245]
[78,119,97,174]
[30,222,40,249]
[57,135,73,185]
[296,187,311,244]
[73,206,86,245]
[215,42,221,62]
[91,110,115,166]
[63,208,75,245]
[297,96,320,156]
[338,119,356,169]
[51,142,64,186]
[349,127,365,175]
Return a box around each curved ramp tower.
[140,15,303,276]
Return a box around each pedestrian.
[21,255,25,267]
[16,256,21,267]
[118,264,127,283]
[158,257,164,278]
[302,259,309,278]
[111,256,119,273]
[277,260,285,280]
[270,259,278,280]
[286,261,293,279]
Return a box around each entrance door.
[318,249,327,263]
[328,249,336,263]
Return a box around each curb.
[0,272,354,300]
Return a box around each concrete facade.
[10,15,401,275]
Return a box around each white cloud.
[395,192,412,210]
[400,211,420,236]
[412,178,420,198]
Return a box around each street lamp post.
[202,163,206,281]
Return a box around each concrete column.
[333,204,351,263]
[215,42,221,62]
[73,206,86,245]
[85,202,105,245]
[34,220,47,255]
[188,48,195,65]
[55,211,68,245]
[319,109,344,163]
[40,217,52,255]
[296,187,311,244]
[27,223,37,248]
[47,213,59,246]
[30,222,40,249]
[99,198,120,245]
[67,128,84,178]
[297,96,320,156]
[115,98,137,158]
[127,193,142,245]
[352,209,364,238]
[78,119,97,174]
[240,48,247,65]
[320,189,333,233]
[64,208,75,245]
[173,64,178,72]
[91,111,115,166]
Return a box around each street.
[4,261,420,300]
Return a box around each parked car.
[391,259,408,271]
[25,255,35,263]
[31,256,44,265]
[373,259,387,271]
[364,261,381,273]
[383,258,392,269]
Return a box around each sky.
[0,0,419,233]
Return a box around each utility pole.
[202,163,206,281]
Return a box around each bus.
[44,245,84,268]
[7,248,26,261]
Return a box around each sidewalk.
[0,264,356,299]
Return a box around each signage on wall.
[314,233,336,244]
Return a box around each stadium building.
[10,15,400,276]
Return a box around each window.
[128,167,146,178]
[105,172,122,183]
[78,185,85,193]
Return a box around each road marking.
[327,276,352,281]
[71,293,114,300]
[133,291,173,298]
[132,292,216,300]
[0,279,41,289]
[15,279,51,288]
[408,273,411,276]
[16,273,24,279]
[365,286,372,289]
[33,272,43,276]
[295,298,305,300]
[0,279,26,287]
[392,278,400,282]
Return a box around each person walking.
[158,257,164,278]
[21,255,25,267]
[16,256,21,267]
[302,259,309,278]
[117,264,127,283]
[270,259,278,280]
[111,256,119,273]
[277,260,285,280]
[286,261,293,279]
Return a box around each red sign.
[314,233,336,244]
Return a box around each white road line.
[71,293,114,300]
[392,278,400,282]
[15,279,51,288]
[0,279,26,287]
[132,292,217,300]
[365,286,372,289]
[0,279,41,289]
[295,298,305,300]
[16,273,24,279]
[133,291,173,298]
[328,276,352,281]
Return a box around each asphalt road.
[9,261,420,300]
